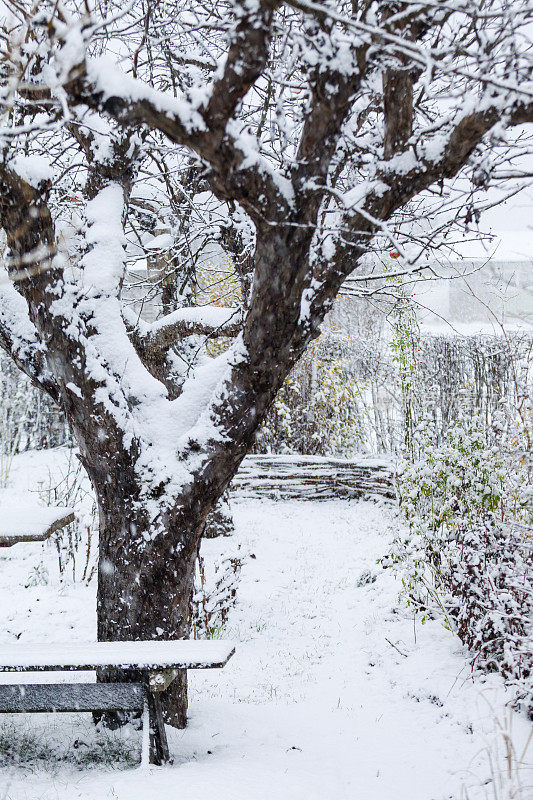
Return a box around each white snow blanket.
[0,449,531,800]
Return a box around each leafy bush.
[387,416,532,715]
[448,519,531,706]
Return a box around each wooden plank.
[147,689,170,765]
[0,640,235,673]
[0,683,144,713]
[149,667,180,693]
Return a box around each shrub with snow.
[388,417,532,716]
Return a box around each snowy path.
[0,497,530,800]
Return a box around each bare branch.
[294,96,533,346]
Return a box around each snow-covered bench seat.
[0,640,235,765]
[0,505,75,547]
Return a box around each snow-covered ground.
[0,449,530,800]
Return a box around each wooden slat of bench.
[0,683,145,713]
[0,640,235,672]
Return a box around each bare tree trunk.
[94,478,201,728]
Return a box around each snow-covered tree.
[0,0,531,724]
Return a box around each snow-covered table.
[0,640,235,765]
[0,505,75,546]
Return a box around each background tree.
[0,0,531,725]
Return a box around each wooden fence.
[231,454,395,501]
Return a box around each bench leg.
[147,691,170,765]
[141,697,150,768]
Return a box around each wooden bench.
[0,640,235,765]
[0,505,75,547]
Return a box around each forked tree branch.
[204,0,279,136]
[301,96,533,338]
[125,305,243,361]
[32,1,287,224]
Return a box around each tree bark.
[94,477,201,728]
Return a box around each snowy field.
[0,450,530,800]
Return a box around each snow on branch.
[81,183,127,293]
[150,306,242,343]
[0,273,58,401]
[39,5,292,221]
[285,0,533,99]
[126,306,243,359]
[296,96,533,343]
[68,58,292,218]
[203,0,279,133]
